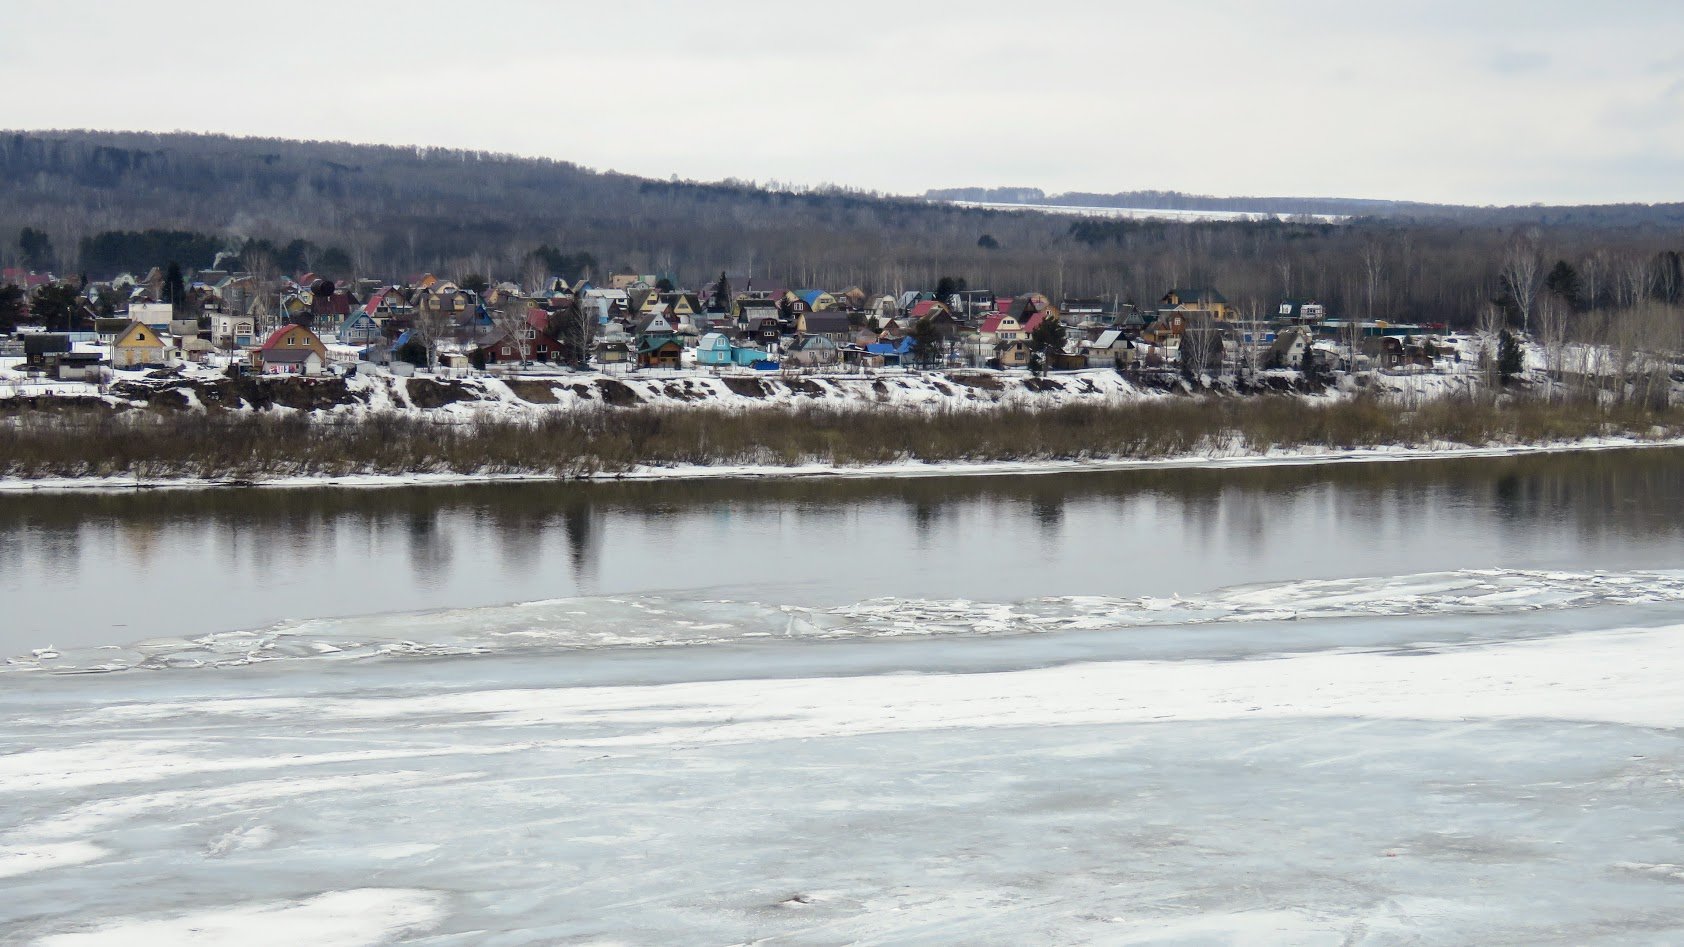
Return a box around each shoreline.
[2,435,1680,495]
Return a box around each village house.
[417,282,475,321]
[794,289,839,312]
[595,338,632,365]
[978,312,1024,344]
[697,331,763,367]
[1062,297,1107,326]
[211,309,257,348]
[1267,326,1314,369]
[252,324,328,375]
[22,332,71,370]
[337,311,384,346]
[776,291,810,325]
[796,310,853,340]
[1277,299,1327,324]
[1082,329,1135,369]
[110,320,168,368]
[993,338,1031,368]
[785,333,840,367]
[1160,288,1236,322]
[637,335,684,369]
[476,309,563,366]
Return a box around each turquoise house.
[697,332,762,367]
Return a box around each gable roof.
[1165,287,1228,306]
[802,311,852,333]
[113,320,163,348]
[259,325,323,351]
[637,335,683,353]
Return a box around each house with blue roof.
[795,289,838,311]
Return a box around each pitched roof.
[259,325,322,351]
[113,320,163,347]
[802,311,852,333]
[1165,287,1228,306]
[261,348,318,364]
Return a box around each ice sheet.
[4,578,1683,944]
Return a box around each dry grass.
[1,395,1680,480]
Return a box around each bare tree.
[1360,240,1385,320]
[410,302,455,373]
[1535,294,1569,399]
[1580,250,1607,313]
[489,302,534,367]
[1477,301,1505,395]
[1500,239,1541,335]
[550,298,598,369]
[1620,254,1653,309]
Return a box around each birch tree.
[1500,240,1540,335]
[489,303,533,367]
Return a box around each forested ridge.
[5,129,1684,328]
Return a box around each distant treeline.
[5,130,1684,328]
[926,185,1684,227]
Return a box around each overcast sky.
[7,0,1683,205]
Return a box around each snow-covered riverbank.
[1,434,1680,494]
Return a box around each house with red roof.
[252,324,328,375]
[979,312,1024,344]
[474,309,563,366]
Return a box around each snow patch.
[34,888,445,947]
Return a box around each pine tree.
[1028,315,1067,378]
[1544,260,1582,310]
[909,317,941,369]
[164,262,187,316]
[18,228,54,271]
[1497,329,1524,382]
[712,271,730,312]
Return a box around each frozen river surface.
[4,453,1684,944]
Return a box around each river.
[3,451,1683,943]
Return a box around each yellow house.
[252,324,329,373]
[979,312,1024,344]
[111,320,167,368]
[791,290,838,311]
[664,293,697,317]
[1160,288,1236,321]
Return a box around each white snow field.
[5,571,1684,944]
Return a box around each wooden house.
[252,324,328,374]
[637,336,684,369]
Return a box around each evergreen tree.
[977,234,999,250]
[909,317,941,368]
[0,282,24,333]
[30,283,82,331]
[711,271,731,312]
[1028,315,1067,378]
[164,262,187,316]
[1543,260,1582,310]
[1497,329,1524,382]
[933,275,965,302]
[18,227,54,271]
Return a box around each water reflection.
[3,448,1683,651]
